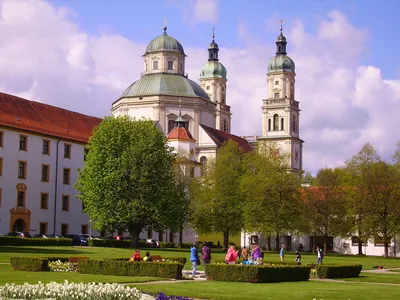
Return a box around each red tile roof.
[200,124,254,153]
[167,126,196,142]
[0,92,102,143]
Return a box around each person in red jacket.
[129,249,141,261]
[225,243,238,264]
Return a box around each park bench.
[151,255,162,261]
[68,256,89,271]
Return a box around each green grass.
[343,272,400,284]
[0,264,161,285]
[136,280,400,300]
[389,269,400,273]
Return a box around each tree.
[240,146,303,250]
[345,143,381,255]
[190,140,245,247]
[75,116,181,246]
[303,168,351,254]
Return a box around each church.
[0,24,303,244]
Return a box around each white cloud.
[169,0,218,26]
[0,0,400,174]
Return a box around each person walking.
[316,246,324,264]
[190,242,200,276]
[295,250,301,262]
[279,244,285,262]
[201,241,212,265]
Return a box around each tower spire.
[208,26,219,61]
[163,17,168,35]
[175,99,185,127]
[276,19,287,55]
[280,19,284,34]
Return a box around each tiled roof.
[0,92,102,143]
[200,124,253,153]
[167,126,196,142]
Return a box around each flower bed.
[104,257,187,266]
[79,260,183,279]
[49,260,75,272]
[0,236,72,246]
[315,264,362,279]
[205,263,310,283]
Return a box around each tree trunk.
[223,231,229,249]
[357,238,363,255]
[312,235,316,253]
[128,224,144,248]
[266,236,271,251]
[275,234,280,252]
[179,231,183,248]
[384,242,389,258]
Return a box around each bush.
[0,237,72,246]
[205,263,310,283]
[10,257,48,271]
[316,264,362,278]
[78,260,183,279]
[159,242,175,248]
[103,257,187,266]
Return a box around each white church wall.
[127,106,154,121]
[200,111,215,128]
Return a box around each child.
[256,258,263,265]
[129,249,141,262]
[295,250,301,262]
[143,251,153,262]
[225,243,238,264]
[279,244,285,262]
[248,256,255,265]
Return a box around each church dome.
[121,73,210,100]
[145,28,185,55]
[268,55,295,73]
[200,61,227,80]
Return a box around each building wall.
[0,127,97,236]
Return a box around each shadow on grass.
[0,246,86,255]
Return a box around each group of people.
[190,241,211,276]
[129,249,153,262]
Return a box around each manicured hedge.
[159,242,175,248]
[0,237,72,246]
[10,257,49,272]
[205,263,310,283]
[214,260,300,265]
[104,257,187,265]
[316,264,362,278]
[78,260,183,279]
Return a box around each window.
[223,119,228,132]
[42,140,50,155]
[206,86,210,90]
[0,131,3,147]
[19,135,27,151]
[39,222,48,235]
[61,224,68,236]
[274,92,279,99]
[168,119,175,133]
[275,80,279,85]
[281,118,284,130]
[64,144,71,159]
[40,193,48,209]
[167,61,173,70]
[18,161,27,179]
[81,224,88,234]
[62,195,69,211]
[41,165,49,182]
[17,191,25,207]
[273,114,279,131]
[292,115,297,132]
[268,119,271,131]
[0,157,2,176]
[153,61,158,70]
[63,168,70,185]
[351,236,367,246]
[147,228,153,239]
[179,63,183,71]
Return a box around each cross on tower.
[163,17,168,32]
[212,26,215,41]
[280,19,284,34]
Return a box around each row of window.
[11,160,71,184]
[38,222,88,236]
[151,61,182,71]
[267,114,298,132]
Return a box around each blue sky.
[51,0,400,78]
[1,0,400,173]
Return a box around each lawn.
[0,264,161,286]
[343,272,400,284]
[136,280,400,300]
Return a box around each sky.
[0,0,400,174]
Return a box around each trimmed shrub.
[0,237,72,246]
[205,263,310,283]
[316,264,362,279]
[103,257,187,266]
[159,242,175,248]
[10,257,48,272]
[78,260,183,279]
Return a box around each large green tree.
[190,140,245,247]
[240,146,303,250]
[75,116,182,246]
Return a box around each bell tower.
[258,21,303,171]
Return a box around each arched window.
[200,156,207,176]
[292,115,297,132]
[223,119,228,132]
[273,114,279,131]
[268,119,271,131]
[281,118,284,130]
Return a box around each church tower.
[199,29,231,133]
[259,22,303,171]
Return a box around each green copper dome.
[200,61,227,79]
[121,73,210,100]
[268,55,295,73]
[145,28,185,55]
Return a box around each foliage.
[205,263,310,282]
[152,292,193,300]
[159,242,176,249]
[0,237,72,246]
[75,116,182,245]
[48,260,75,272]
[315,264,362,278]
[10,257,48,272]
[190,140,245,246]
[78,260,183,279]
[0,280,146,300]
[104,257,187,266]
[240,146,303,247]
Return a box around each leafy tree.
[190,140,245,247]
[240,146,303,250]
[75,116,181,246]
[303,168,351,254]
